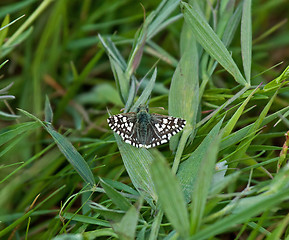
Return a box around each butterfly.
[107,105,186,148]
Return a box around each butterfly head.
[136,105,149,114]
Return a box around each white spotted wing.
[107,112,186,148]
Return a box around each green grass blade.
[169,40,199,123]
[0,122,40,146]
[18,108,95,187]
[130,68,157,112]
[0,15,10,47]
[89,202,125,222]
[265,213,289,240]
[222,85,259,138]
[115,134,157,202]
[189,125,222,234]
[181,1,247,86]
[147,0,180,39]
[228,90,278,169]
[220,105,289,150]
[241,0,252,84]
[99,178,132,211]
[177,118,223,202]
[151,157,190,237]
[169,34,199,151]
[45,95,53,123]
[44,125,96,187]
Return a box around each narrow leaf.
[181,1,247,86]
[112,199,142,240]
[115,134,157,203]
[99,178,132,211]
[45,95,53,123]
[241,0,252,83]
[151,158,190,237]
[190,128,221,234]
[44,125,95,187]
[130,68,157,112]
[178,119,223,202]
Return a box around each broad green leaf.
[169,36,199,123]
[216,0,236,38]
[115,134,157,203]
[169,32,199,151]
[241,0,252,84]
[112,199,142,240]
[177,118,223,202]
[102,178,139,196]
[190,126,221,234]
[151,157,190,237]
[99,178,132,211]
[181,1,247,86]
[222,2,242,47]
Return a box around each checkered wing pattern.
[107,112,186,148]
[107,112,137,142]
[146,113,186,148]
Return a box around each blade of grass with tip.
[181,1,247,86]
[130,68,157,112]
[241,0,252,84]
[18,108,96,187]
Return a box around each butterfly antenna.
[106,106,112,117]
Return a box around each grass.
[0,0,289,239]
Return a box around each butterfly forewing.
[107,107,186,148]
[107,112,137,141]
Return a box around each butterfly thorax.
[136,107,151,144]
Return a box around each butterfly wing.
[147,113,186,147]
[107,112,137,143]
[107,112,186,148]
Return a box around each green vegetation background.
[0,0,289,239]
